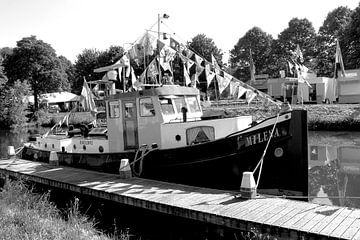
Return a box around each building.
[337,69,360,104]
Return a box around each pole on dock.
[7,146,15,159]
[49,151,59,166]
[240,172,257,199]
[119,159,132,179]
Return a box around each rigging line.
[122,20,159,53]
[253,113,280,188]
[161,21,282,106]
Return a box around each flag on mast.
[80,78,97,116]
[335,39,346,78]
[296,44,304,63]
[249,49,255,82]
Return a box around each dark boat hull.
[21,110,308,196]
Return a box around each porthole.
[99,146,104,153]
[52,144,55,148]
[274,147,284,158]
[175,135,181,141]
[83,145,86,150]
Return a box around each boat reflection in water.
[309,144,360,208]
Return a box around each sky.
[0,0,359,63]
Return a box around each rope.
[118,145,156,176]
[252,113,281,188]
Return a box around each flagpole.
[158,14,162,84]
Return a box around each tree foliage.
[276,18,317,69]
[3,36,70,110]
[73,46,124,94]
[342,3,360,69]
[316,6,352,76]
[187,34,223,65]
[229,27,273,80]
[0,80,31,129]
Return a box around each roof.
[24,91,80,104]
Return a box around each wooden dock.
[0,158,360,239]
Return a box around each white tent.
[24,91,80,104]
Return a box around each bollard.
[240,172,257,199]
[7,146,16,158]
[119,159,132,179]
[49,151,59,166]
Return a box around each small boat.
[20,17,308,197]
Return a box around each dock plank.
[1,158,360,239]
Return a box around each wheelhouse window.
[139,98,155,117]
[186,96,201,113]
[173,97,186,114]
[109,101,120,118]
[159,97,175,115]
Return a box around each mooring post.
[49,151,59,166]
[7,146,16,159]
[240,172,257,199]
[119,159,132,179]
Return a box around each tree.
[97,45,124,67]
[342,3,360,69]
[316,6,352,76]
[73,48,101,94]
[276,18,317,72]
[59,55,76,91]
[0,80,31,129]
[229,27,273,80]
[187,34,223,65]
[73,46,124,94]
[3,36,69,111]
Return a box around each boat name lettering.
[80,140,93,145]
[237,127,284,149]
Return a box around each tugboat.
[21,16,308,197]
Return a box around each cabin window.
[139,98,155,117]
[159,98,175,115]
[186,126,215,145]
[186,96,201,113]
[109,101,120,118]
[173,97,186,114]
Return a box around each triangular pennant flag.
[194,54,204,65]
[237,85,247,99]
[147,59,159,77]
[138,32,156,55]
[229,80,239,97]
[335,39,346,78]
[246,90,257,105]
[170,37,180,51]
[160,45,177,64]
[296,44,304,63]
[205,63,215,87]
[183,63,191,86]
[217,73,231,95]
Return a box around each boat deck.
[0,158,360,239]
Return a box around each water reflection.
[309,131,360,208]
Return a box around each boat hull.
[21,110,308,197]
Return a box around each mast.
[157,13,169,85]
[158,14,162,84]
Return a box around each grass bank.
[0,178,120,240]
[37,102,360,131]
